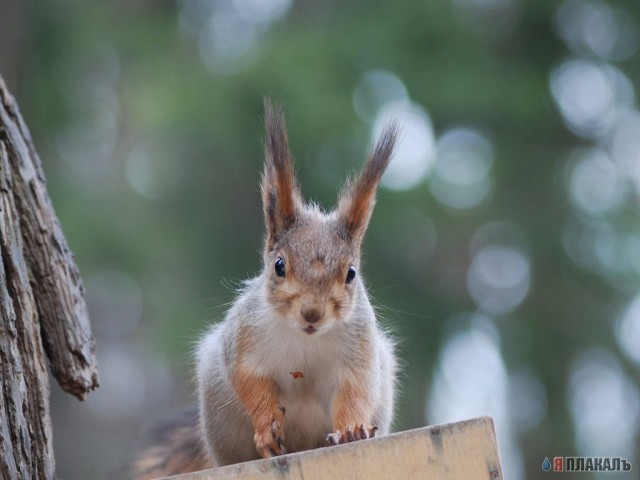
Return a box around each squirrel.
[130,99,399,479]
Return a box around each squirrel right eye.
[275,257,286,277]
[345,265,356,284]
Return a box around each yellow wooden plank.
[162,416,503,480]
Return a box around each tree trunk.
[0,74,99,479]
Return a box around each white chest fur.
[244,319,349,451]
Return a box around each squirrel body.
[131,100,399,479]
[197,254,397,465]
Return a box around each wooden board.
[163,416,502,480]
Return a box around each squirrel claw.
[326,431,341,446]
[326,423,378,446]
[254,405,287,458]
[345,426,355,442]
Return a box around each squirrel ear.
[337,122,398,244]
[261,98,301,251]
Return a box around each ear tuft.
[338,121,398,243]
[261,98,301,251]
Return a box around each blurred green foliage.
[2,0,640,478]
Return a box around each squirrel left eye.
[275,257,286,277]
[345,265,356,284]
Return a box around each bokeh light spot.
[427,315,524,479]
[608,109,640,194]
[569,348,640,457]
[508,369,547,434]
[427,315,506,423]
[469,221,529,258]
[550,59,634,139]
[373,101,436,191]
[567,147,624,216]
[429,128,494,209]
[467,245,531,315]
[198,11,258,74]
[555,0,639,61]
[126,143,159,199]
[616,296,640,367]
[233,0,292,24]
[353,70,409,123]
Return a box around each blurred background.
[1,0,640,478]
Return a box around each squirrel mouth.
[303,325,317,335]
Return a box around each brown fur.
[338,122,398,245]
[333,379,373,433]
[232,327,286,457]
[130,408,213,480]
[261,98,302,252]
[332,334,374,434]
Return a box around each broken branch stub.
[0,75,99,400]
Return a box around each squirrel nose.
[301,307,324,324]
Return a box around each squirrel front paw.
[326,424,378,446]
[254,404,287,457]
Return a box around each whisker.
[216,399,234,410]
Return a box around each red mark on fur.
[290,371,304,379]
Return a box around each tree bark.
[0,75,99,479]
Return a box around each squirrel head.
[260,98,398,336]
